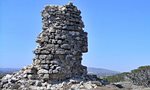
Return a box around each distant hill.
[0,68,20,79]
[87,67,120,77]
[0,68,20,74]
[103,65,150,87]
[128,65,150,87]
[0,67,119,77]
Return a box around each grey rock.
[41,60,46,64]
[47,55,53,60]
[83,83,93,89]
[55,49,65,54]
[57,40,62,44]
[61,44,70,50]
[39,55,47,60]
[2,74,12,80]
[52,69,59,73]
[61,35,67,39]
[27,74,34,79]
[10,77,18,83]
[47,84,52,89]
[38,69,49,74]
[50,60,59,64]
[41,50,49,54]
[29,80,36,85]
[35,81,42,86]
[47,44,54,49]
[90,81,102,86]
[11,84,20,89]
[24,69,33,74]
[43,74,49,79]
[52,40,57,44]
[1,79,8,85]
[55,34,61,39]
[41,64,49,69]
[48,27,56,33]
[43,36,49,42]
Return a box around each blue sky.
[0,0,150,72]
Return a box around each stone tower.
[32,2,88,81]
[1,3,102,90]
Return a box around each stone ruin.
[0,3,104,90]
[33,2,88,81]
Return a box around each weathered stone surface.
[38,69,49,74]
[35,81,42,86]
[0,2,107,90]
[34,2,88,81]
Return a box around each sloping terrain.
[0,68,19,79]
[0,67,119,77]
[87,67,120,77]
[0,68,19,74]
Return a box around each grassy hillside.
[0,74,5,79]
[128,65,150,87]
[103,65,150,87]
[87,67,119,77]
[103,72,129,83]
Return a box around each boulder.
[38,69,49,74]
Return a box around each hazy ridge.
[0,67,119,77]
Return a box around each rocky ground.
[84,81,150,90]
[0,73,149,90]
[112,82,150,90]
[0,71,108,90]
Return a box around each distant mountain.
[0,67,119,77]
[0,68,19,74]
[87,67,120,77]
